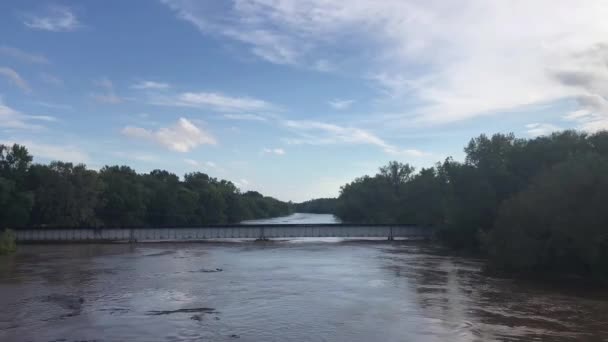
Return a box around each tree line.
[303,131,608,279]
[0,144,292,228]
[293,198,337,214]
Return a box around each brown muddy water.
[1,217,607,341]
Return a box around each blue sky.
[1,1,607,201]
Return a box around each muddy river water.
[1,214,607,341]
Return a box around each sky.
[1,1,608,202]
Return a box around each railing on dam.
[14,224,434,242]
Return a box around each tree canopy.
[0,144,292,228]
[312,130,608,279]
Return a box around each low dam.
[14,224,434,242]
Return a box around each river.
[1,213,607,341]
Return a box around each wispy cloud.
[525,123,561,137]
[563,94,608,132]
[91,78,123,104]
[184,159,218,168]
[262,147,285,155]
[223,113,268,121]
[329,99,354,110]
[122,117,216,152]
[151,91,275,113]
[0,99,57,130]
[283,119,426,157]
[234,178,250,189]
[0,46,49,64]
[162,0,608,128]
[131,81,170,90]
[162,0,308,67]
[0,67,31,93]
[21,5,80,32]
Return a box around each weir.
[14,224,434,242]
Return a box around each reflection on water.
[0,215,607,341]
[241,212,341,224]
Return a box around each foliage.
[323,130,608,278]
[488,153,608,278]
[0,144,292,228]
[0,229,16,255]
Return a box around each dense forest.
[0,144,292,228]
[302,130,608,279]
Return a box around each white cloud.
[122,117,216,152]
[153,91,275,113]
[525,123,561,137]
[234,178,250,189]
[262,147,285,155]
[0,99,55,129]
[91,78,123,104]
[0,67,31,93]
[329,99,354,110]
[131,81,170,90]
[162,0,608,126]
[223,113,268,121]
[283,119,427,157]
[0,46,49,64]
[21,5,80,32]
[563,94,608,132]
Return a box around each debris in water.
[194,268,223,273]
[146,307,218,316]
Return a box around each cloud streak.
[0,67,31,93]
[162,0,608,129]
[0,46,49,64]
[21,5,80,32]
[329,99,354,110]
[122,117,216,152]
[262,147,285,155]
[150,91,276,113]
[0,99,57,130]
[131,81,170,90]
[283,120,426,157]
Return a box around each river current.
[1,213,607,341]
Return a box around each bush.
[0,229,16,255]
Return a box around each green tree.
[488,153,608,278]
[97,166,147,227]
